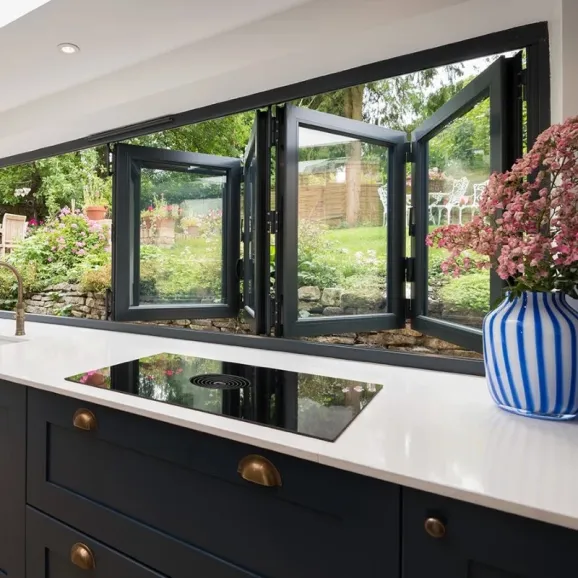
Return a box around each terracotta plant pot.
[85,206,107,221]
[187,225,200,237]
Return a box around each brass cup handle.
[238,455,282,487]
[73,409,97,431]
[424,517,446,538]
[70,542,96,570]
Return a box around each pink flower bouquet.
[427,116,578,300]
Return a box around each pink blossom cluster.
[427,116,578,295]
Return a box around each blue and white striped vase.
[483,292,578,420]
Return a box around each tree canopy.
[0,55,503,218]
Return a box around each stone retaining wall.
[20,286,481,359]
[23,283,107,320]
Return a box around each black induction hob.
[65,353,382,441]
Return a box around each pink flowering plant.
[427,116,578,300]
[7,208,110,286]
[140,194,182,222]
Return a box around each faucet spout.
[0,262,25,336]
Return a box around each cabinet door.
[28,389,399,578]
[403,488,578,578]
[0,381,25,578]
[26,507,168,578]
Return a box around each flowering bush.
[8,208,110,287]
[199,209,222,239]
[140,194,182,222]
[427,116,578,299]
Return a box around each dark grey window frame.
[410,55,523,353]
[279,104,407,337]
[243,110,272,335]
[0,23,550,376]
[112,143,242,322]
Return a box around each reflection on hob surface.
[65,353,383,441]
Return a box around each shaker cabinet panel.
[27,389,400,578]
[402,488,578,578]
[26,507,168,578]
[0,381,26,578]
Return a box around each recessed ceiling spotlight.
[58,43,80,54]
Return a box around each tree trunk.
[343,85,364,226]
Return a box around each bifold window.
[111,54,525,355]
[411,55,523,352]
[113,144,241,321]
[0,23,550,373]
[279,105,407,337]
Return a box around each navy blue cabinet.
[402,488,578,578]
[0,381,26,578]
[0,381,574,578]
[26,507,169,578]
[27,389,400,578]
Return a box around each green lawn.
[323,225,445,261]
[324,226,387,257]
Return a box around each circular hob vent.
[190,374,250,390]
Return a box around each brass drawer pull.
[73,409,97,431]
[424,517,446,538]
[238,455,282,487]
[70,542,95,570]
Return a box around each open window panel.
[243,110,273,335]
[279,104,407,338]
[410,53,524,352]
[112,143,241,322]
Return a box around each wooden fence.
[298,182,382,226]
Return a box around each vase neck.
[507,291,568,305]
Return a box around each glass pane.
[297,127,388,319]
[426,98,491,328]
[139,166,226,305]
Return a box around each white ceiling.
[0,0,559,161]
[0,0,52,29]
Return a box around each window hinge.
[404,257,416,283]
[270,116,279,146]
[518,68,527,102]
[236,258,244,280]
[404,297,414,320]
[105,288,113,320]
[107,143,114,176]
[269,295,277,335]
[408,207,415,237]
[267,211,279,234]
[404,142,414,163]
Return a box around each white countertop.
[1,319,577,530]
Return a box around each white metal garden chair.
[428,192,446,225]
[458,179,489,222]
[377,185,387,227]
[471,180,489,211]
[442,177,470,224]
[0,214,27,257]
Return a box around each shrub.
[337,249,386,281]
[138,241,222,302]
[79,263,111,293]
[8,209,110,288]
[298,220,342,289]
[199,209,222,239]
[0,264,42,309]
[439,272,490,316]
[342,273,384,292]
